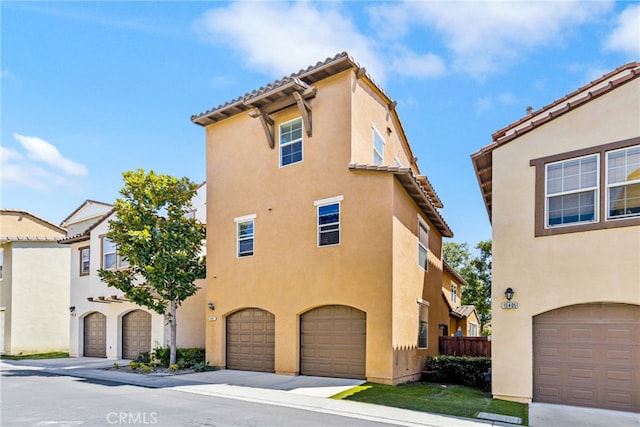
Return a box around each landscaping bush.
[146,346,206,369]
[423,355,490,388]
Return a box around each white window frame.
[544,154,599,228]
[372,125,385,165]
[235,214,256,258]
[606,145,640,221]
[469,323,478,337]
[0,247,3,280]
[101,237,128,270]
[279,117,304,167]
[80,246,90,276]
[417,298,429,349]
[315,195,343,247]
[451,283,457,304]
[418,219,429,271]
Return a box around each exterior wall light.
[69,306,76,313]
[207,302,215,311]
[504,288,515,301]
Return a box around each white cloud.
[13,133,88,176]
[369,0,613,80]
[1,134,88,192]
[194,2,386,81]
[475,97,493,114]
[390,48,446,79]
[604,4,640,58]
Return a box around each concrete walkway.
[3,358,637,426]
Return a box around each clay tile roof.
[443,261,468,286]
[348,162,453,237]
[451,305,477,319]
[471,61,640,221]
[58,207,115,244]
[191,52,392,126]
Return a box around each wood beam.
[292,91,312,137]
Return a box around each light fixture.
[504,288,515,301]
[207,302,215,311]
[69,306,76,313]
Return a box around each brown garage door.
[533,303,639,412]
[301,305,366,379]
[226,308,275,372]
[84,312,106,357]
[122,310,151,360]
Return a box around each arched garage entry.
[226,308,275,372]
[533,303,639,412]
[122,310,151,360]
[300,305,366,379]
[83,312,106,358]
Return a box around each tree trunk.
[170,299,177,366]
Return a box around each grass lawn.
[333,382,528,425]
[1,351,69,360]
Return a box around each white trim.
[372,124,385,165]
[279,117,304,168]
[314,195,344,206]
[234,214,257,223]
[605,144,640,221]
[416,298,430,306]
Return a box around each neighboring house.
[0,210,69,355]
[442,261,480,337]
[471,62,640,412]
[192,52,455,384]
[60,183,207,359]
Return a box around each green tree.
[442,240,492,335]
[98,169,206,365]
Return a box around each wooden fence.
[439,336,491,357]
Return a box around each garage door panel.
[84,312,106,358]
[533,303,639,412]
[300,305,366,379]
[226,308,275,373]
[122,310,151,360]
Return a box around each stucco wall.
[491,78,640,402]
[6,242,70,354]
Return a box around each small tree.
[98,169,206,365]
[442,240,492,335]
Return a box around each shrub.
[139,363,154,374]
[113,362,120,369]
[128,361,139,370]
[192,361,214,372]
[148,346,206,369]
[135,351,150,364]
[169,364,179,372]
[423,355,491,388]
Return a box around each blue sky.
[1,1,638,246]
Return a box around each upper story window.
[80,247,90,276]
[373,126,385,165]
[280,117,303,167]
[451,283,457,303]
[418,220,429,271]
[315,196,343,247]
[101,237,129,270]
[545,154,599,227]
[235,214,256,258]
[531,138,640,236]
[607,145,640,220]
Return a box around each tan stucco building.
[0,210,70,354]
[192,53,455,384]
[61,186,207,360]
[472,62,640,412]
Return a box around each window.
[531,138,640,236]
[373,126,384,165]
[280,117,303,167]
[469,323,478,337]
[418,302,429,349]
[418,221,429,270]
[235,215,255,258]
[451,283,457,303]
[0,247,3,279]
[101,237,129,270]
[607,145,640,219]
[315,196,342,247]
[80,247,90,276]
[545,154,598,227]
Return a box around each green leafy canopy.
[98,169,206,318]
